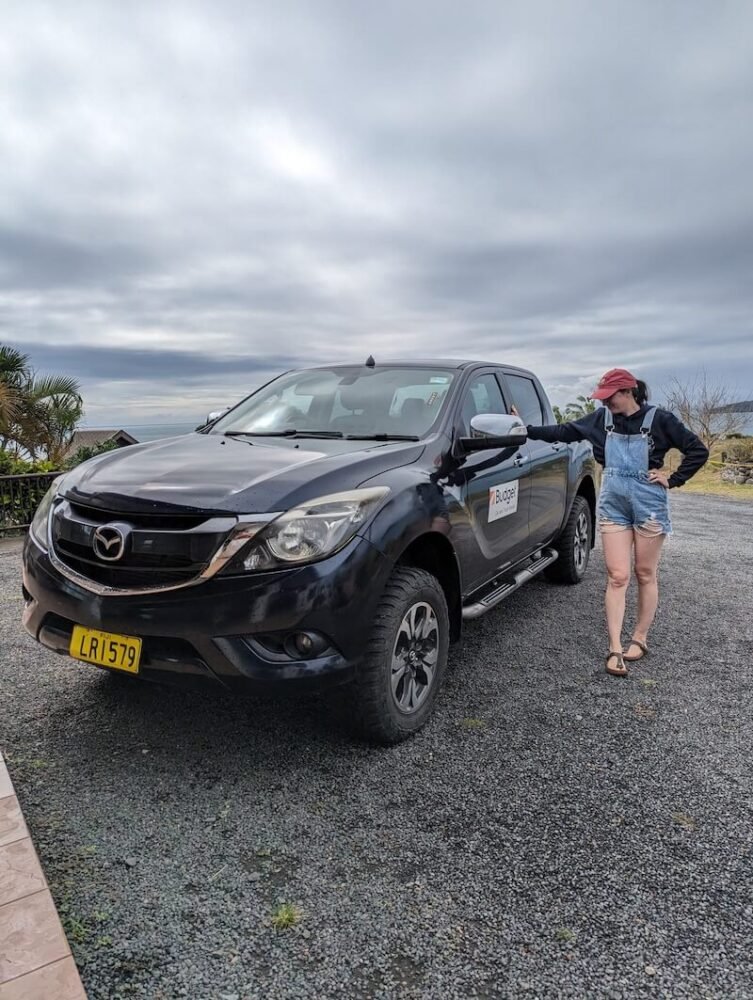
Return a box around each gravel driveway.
[1,491,752,1000]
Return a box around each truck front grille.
[50,499,237,591]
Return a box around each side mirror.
[196,408,230,431]
[460,413,528,453]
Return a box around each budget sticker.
[489,481,519,522]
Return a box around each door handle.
[513,453,528,467]
[551,443,565,452]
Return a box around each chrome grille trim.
[45,503,276,597]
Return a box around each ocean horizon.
[77,422,199,443]
[86,410,753,445]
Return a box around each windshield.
[208,367,456,439]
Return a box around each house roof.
[65,429,138,457]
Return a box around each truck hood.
[62,432,426,515]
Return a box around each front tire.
[546,495,592,584]
[350,566,449,744]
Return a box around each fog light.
[282,631,328,659]
[293,632,314,656]
[295,633,314,655]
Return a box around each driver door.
[502,371,569,547]
[450,372,532,591]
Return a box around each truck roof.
[308,359,536,375]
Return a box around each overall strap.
[640,406,658,435]
[602,406,614,432]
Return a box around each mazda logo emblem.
[92,524,130,562]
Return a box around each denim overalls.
[597,406,672,535]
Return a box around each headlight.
[29,477,64,550]
[223,487,389,573]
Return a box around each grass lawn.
[666,447,753,501]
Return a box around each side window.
[459,373,507,435]
[506,374,544,426]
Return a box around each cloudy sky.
[2,0,752,427]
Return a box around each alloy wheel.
[390,601,439,715]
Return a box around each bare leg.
[601,527,634,653]
[630,527,666,647]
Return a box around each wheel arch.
[575,474,597,547]
[396,532,462,643]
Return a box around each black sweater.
[526,405,709,488]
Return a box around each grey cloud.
[10,341,296,381]
[1,0,752,420]
[0,227,153,290]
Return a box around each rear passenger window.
[506,375,544,426]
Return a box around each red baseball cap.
[590,368,639,401]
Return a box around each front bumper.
[22,532,392,692]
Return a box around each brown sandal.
[624,640,649,662]
[605,651,628,677]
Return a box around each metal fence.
[0,473,60,534]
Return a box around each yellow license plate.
[70,626,142,674]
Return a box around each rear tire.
[546,495,592,584]
[349,566,449,745]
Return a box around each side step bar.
[462,547,559,620]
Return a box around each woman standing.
[525,369,709,676]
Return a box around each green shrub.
[0,452,57,475]
[724,438,753,464]
[63,439,119,470]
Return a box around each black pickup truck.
[22,359,597,743]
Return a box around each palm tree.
[21,375,84,464]
[563,395,596,421]
[0,346,31,453]
[0,344,83,463]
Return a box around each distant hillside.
[716,400,753,413]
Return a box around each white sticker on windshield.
[489,481,519,522]
[430,376,449,383]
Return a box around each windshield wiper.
[224,429,344,439]
[346,433,420,441]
